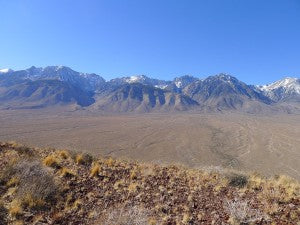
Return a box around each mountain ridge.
[0,66,299,113]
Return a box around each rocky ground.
[0,142,299,224]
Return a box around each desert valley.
[0,66,299,224]
[0,66,299,180]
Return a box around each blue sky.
[0,0,299,84]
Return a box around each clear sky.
[0,0,300,84]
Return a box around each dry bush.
[58,150,69,159]
[101,205,156,225]
[75,153,94,166]
[15,145,34,157]
[6,142,34,157]
[8,199,23,218]
[228,173,248,188]
[90,163,101,177]
[0,201,8,224]
[225,198,268,224]
[4,160,58,210]
[43,155,60,168]
[60,167,75,178]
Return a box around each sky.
[0,0,300,85]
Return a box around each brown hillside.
[0,142,299,224]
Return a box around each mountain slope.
[0,142,299,224]
[0,66,106,91]
[108,75,170,89]
[0,66,299,113]
[0,79,95,109]
[183,74,272,111]
[164,75,199,93]
[257,77,300,102]
[92,83,198,112]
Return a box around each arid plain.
[0,109,299,180]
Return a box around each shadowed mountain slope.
[0,79,95,109]
[92,83,198,112]
[0,66,299,113]
[183,74,273,111]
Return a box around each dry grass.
[43,155,60,168]
[0,201,8,223]
[225,198,268,224]
[100,205,155,225]
[58,150,70,159]
[0,142,299,224]
[1,159,59,216]
[8,200,23,218]
[60,167,75,178]
[90,163,101,177]
[228,173,248,188]
[75,153,93,166]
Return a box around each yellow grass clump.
[58,150,69,159]
[9,200,23,218]
[22,194,45,209]
[90,163,101,178]
[60,167,75,178]
[43,155,59,168]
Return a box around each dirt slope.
[0,142,299,224]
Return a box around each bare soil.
[0,109,299,180]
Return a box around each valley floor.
[0,109,300,180]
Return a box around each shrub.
[228,174,248,188]
[15,145,34,157]
[9,200,23,218]
[75,153,93,166]
[60,167,75,178]
[22,193,45,209]
[128,183,138,193]
[72,199,82,210]
[0,201,8,223]
[58,150,70,159]
[6,176,20,187]
[102,205,155,225]
[90,163,101,178]
[5,160,58,210]
[43,155,60,168]
[225,198,268,224]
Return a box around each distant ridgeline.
[0,66,299,113]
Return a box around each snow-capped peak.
[125,75,146,83]
[175,80,182,88]
[260,77,300,94]
[0,68,13,73]
[257,77,300,101]
[173,75,199,88]
[55,65,65,71]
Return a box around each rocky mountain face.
[109,75,170,89]
[0,79,95,109]
[0,66,299,113]
[0,66,106,91]
[257,77,300,102]
[183,74,272,111]
[92,83,198,113]
[164,75,199,93]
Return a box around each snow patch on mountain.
[257,77,300,101]
[125,75,146,83]
[0,68,13,73]
[155,84,168,89]
[175,80,182,88]
[259,77,300,94]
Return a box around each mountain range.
[0,66,299,113]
